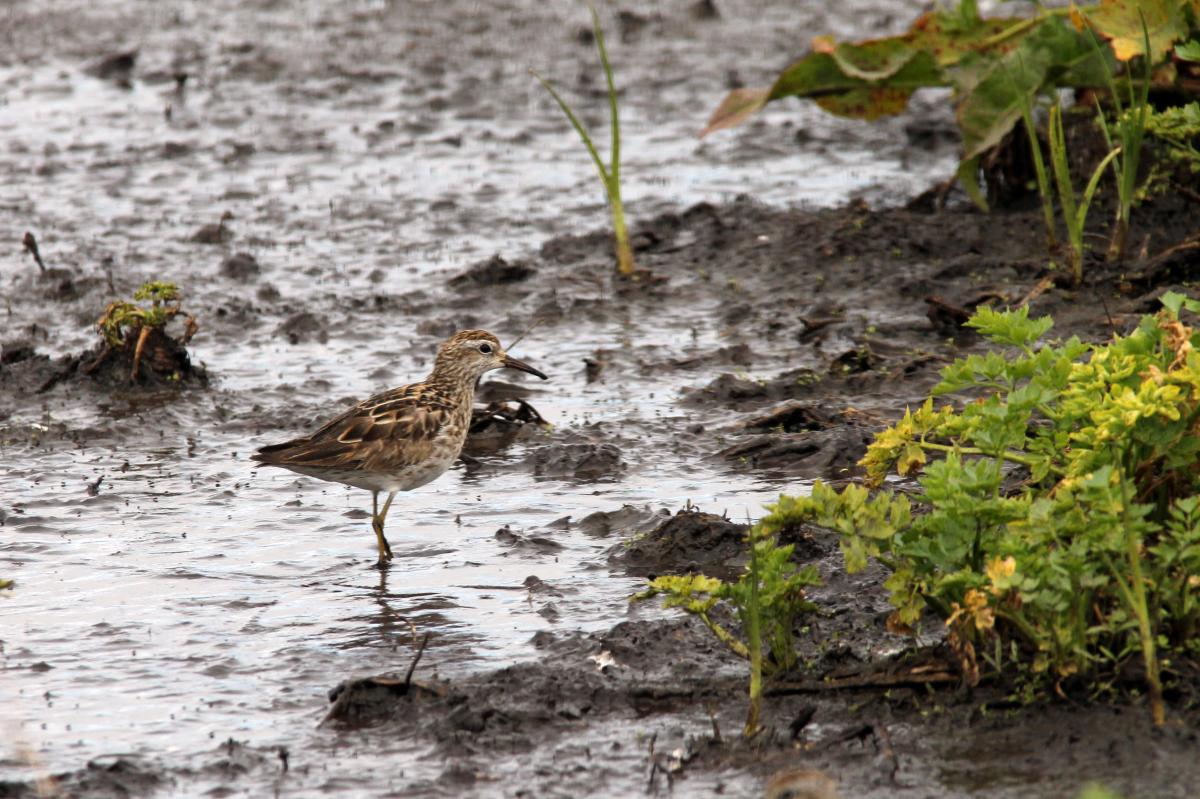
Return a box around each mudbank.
[4,0,1200,797]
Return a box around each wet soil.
[4,0,1200,797]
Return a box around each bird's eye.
[478,342,493,354]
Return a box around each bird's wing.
[253,384,455,471]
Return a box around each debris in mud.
[577,504,666,537]
[0,756,162,799]
[274,311,328,345]
[36,281,206,393]
[527,440,623,480]
[719,425,872,477]
[494,524,564,553]
[83,50,137,86]
[828,344,875,375]
[1,339,37,367]
[447,254,535,287]
[465,398,548,454]
[325,634,442,727]
[190,212,234,244]
[739,402,833,433]
[219,252,262,281]
[21,231,47,273]
[612,507,749,581]
[924,292,1004,334]
[685,368,820,406]
[324,674,448,728]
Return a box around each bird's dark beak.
[502,354,548,380]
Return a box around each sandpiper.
[253,330,547,567]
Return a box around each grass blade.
[531,70,611,189]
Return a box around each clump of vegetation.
[1046,104,1122,283]
[91,281,199,383]
[533,5,635,277]
[704,0,1198,220]
[1090,13,1153,262]
[777,297,1200,725]
[635,513,820,737]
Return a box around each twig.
[706,702,722,743]
[874,722,900,784]
[507,317,544,350]
[22,232,47,273]
[766,666,959,695]
[130,325,152,382]
[404,633,431,687]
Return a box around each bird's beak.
[502,354,548,380]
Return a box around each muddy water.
[1,0,962,793]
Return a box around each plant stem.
[697,612,751,660]
[531,5,636,278]
[918,441,1048,471]
[1116,463,1164,725]
[743,537,764,738]
[609,188,635,276]
[594,4,635,277]
[1016,90,1057,251]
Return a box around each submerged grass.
[532,6,635,277]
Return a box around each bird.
[252,330,547,568]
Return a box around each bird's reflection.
[335,563,481,654]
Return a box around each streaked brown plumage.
[253,330,547,567]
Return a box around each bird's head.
[435,329,548,383]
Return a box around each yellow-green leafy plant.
[533,6,635,277]
[635,517,819,737]
[779,297,1200,725]
[96,281,196,381]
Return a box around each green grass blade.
[589,4,621,191]
[1049,105,1077,229]
[532,70,611,190]
[1077,145,1123,232]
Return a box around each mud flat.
[3,0,1200,797]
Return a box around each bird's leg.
[377,492,397,559]
[371,491,396,567]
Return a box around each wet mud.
[5,0,1200,797]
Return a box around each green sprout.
[1012,76,1056,251]
[1047,104,1122,284]
[635,515,819,738]
[96,280,194,381]
[533,5,635,278]
[1089,12,1152,262]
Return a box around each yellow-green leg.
[371,491,397,567]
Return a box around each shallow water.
[1,0,959,792]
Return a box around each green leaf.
[954,17,1112,159]
[956,155,989,211]
[965,305,1054,348]
[1160,290,1186,315]
[1081,0,1189,62]
[1177,40,1200,61]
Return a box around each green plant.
[1012,73,1056,249]
[96,280,194,380]
[533,6,635,277]
[634,515,819,737]
[1047,104,1122,283]
[1089,11,1153,261]
[1144,101,1200,169]
[779,297,1200,725]
[704,0,1196,208]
